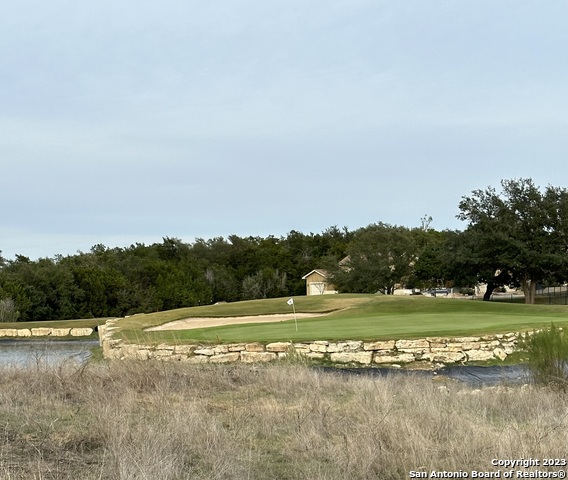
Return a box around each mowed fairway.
[115,294,568,345]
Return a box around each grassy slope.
[115,294,568,345]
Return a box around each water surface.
[0,340,533,386]
[316,364,530,387]
[0,339,99,367]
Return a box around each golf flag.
[287,298,298,331]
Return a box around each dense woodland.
[0,229,354,321]
[2,178,568,321]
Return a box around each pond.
[0,340,533,387]
[0,339,99,368]
[316,364,531,387]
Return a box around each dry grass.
[0,360,566,479]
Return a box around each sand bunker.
[146,313,325,331]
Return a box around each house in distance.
[301,269,338,296]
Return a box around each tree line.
[1,178,568,321]
[0,229,351,321]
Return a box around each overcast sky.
[2,1,567,260]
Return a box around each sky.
[2,1,567,260]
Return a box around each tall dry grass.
[522,323,568,389]
[0,360,566,479]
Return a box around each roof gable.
[301,269,330,280]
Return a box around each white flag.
[287,298,294,306]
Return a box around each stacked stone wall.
[0,327,94,338]
[99,319,523,366]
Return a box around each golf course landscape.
[3,294,567,478]
[110,294,568,346]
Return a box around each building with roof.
[301,269,338,296]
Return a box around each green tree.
[205,264,240,303]
[413,229,452,290]
[65,252,126,318]
[331,223,417,294]
[458,178,568,303]
[414,229,489,294]
[0,256,78,321]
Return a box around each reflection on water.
[438,364,529,386]
[0,340,99,367]
[0,340,533,386]
[316,364,531,387]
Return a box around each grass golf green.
[113,294,568,345]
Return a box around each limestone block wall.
[99,319,523,366]
[0,327,94,338]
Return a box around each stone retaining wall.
[0,327,94,338]
[99,319,522,366]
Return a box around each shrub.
[280,344,311,366]
[522,323,568,389]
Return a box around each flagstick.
[287,298,298,332]
[292,300,298,332]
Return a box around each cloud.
[1,1,568,260]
